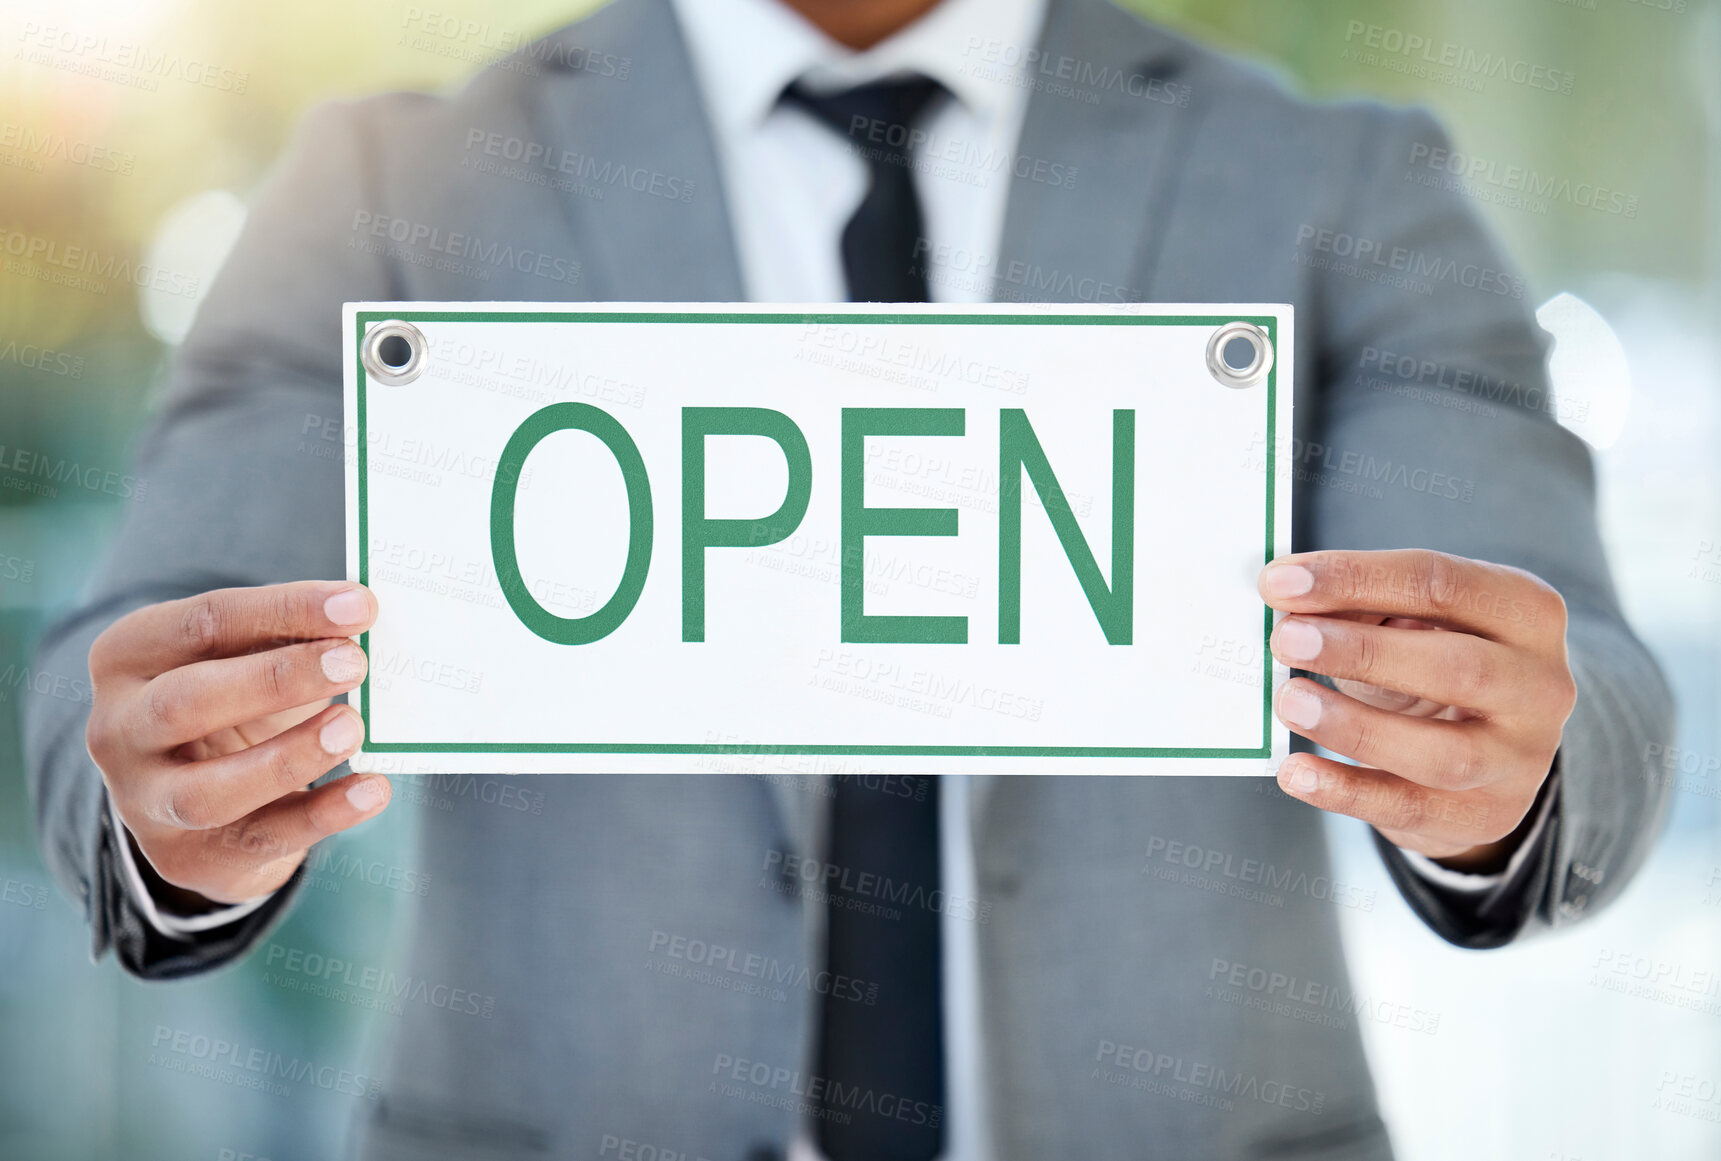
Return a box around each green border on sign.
[355,310,1280,759]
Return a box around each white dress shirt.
[669,0,1046,308]
[116,0,1552,1157]
[670,3,1042,1155]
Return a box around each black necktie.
[780,75,948,1160]
[782,75,948,302]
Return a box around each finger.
[175,773,392,903]
[1258,550,1563,647]
[1274,753,1501,850]
[129,638,369,752]
[1274,677,1497,791]
[1329,676,1462,718]
[93,581,377,679]
[150,704,368,832]
[1270,615,1539,716]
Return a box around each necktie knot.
[778,74,949,304]
[781,74,948,163]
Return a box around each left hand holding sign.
[1258,549,1577,872]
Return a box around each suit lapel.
[992,0,1195,309]
[529,0,746,303]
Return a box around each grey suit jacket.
[23,0,1675,1157]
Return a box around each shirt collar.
[670,0,1049,137]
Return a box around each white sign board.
[342,303,1292,775]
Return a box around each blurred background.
[0,0,1715,1157]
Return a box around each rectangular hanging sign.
[342,302,1292,775]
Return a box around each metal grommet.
[361,320,427,385]
[1205,321,1274,389]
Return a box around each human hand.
[86,581,386,906]
[1258,550,1576,871]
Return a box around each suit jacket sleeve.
[1304,105,1676,948]
[21,98,395,978]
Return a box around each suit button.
[1559,896,1587,919]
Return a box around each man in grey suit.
[24,0,1673,1157]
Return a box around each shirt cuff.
[1395,771,1561,894]
[108,797,275,936]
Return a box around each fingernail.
[1285,763,1319,794]
[1274,619,1323,662]
[345,777,387,813]
[324,588,370,626]
[1277,685,1323,730]
[319,712,364,755]
[321,643,367,684]
[1262,563,1314,599]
